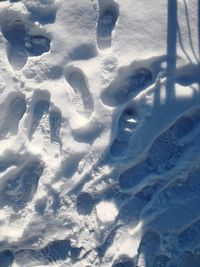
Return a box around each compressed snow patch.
[96,201,118,223]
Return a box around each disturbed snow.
[0,0,200,266]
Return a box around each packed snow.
[0,0,199,266]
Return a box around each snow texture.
[0,0,199,266]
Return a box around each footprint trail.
[97,0,119,50]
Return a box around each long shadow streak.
[166,0,177,101]
[198,0,200,58]
[183,0,199,63]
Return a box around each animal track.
[0,96,26,139]
[0,161,44,211]
[29,100,50,139]
[15,239,82,265]
[119,107,200,191]
[100,66,153,107]
[65,66,94,118]
[110,104,138,158]
[2,19,51,69]
[97,0,119,50]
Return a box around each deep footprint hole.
[0,250,14,267]
[25,35,51,56]
[76,191,94,215]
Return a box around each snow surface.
[0,0,199,266]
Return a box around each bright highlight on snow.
[96,201,118,223]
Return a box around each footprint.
[2,20,51,69]
[194,247,200,262]
[136,181,163,206]
[0,153,25,173]
[65,67,94,118]
[146,117,193,170]
[147,130,178,170]
[97,0,119,50]
[110,104,138,158]
[25,35,51,57]
[69,43,97,60]
[177,218,200,250]
[170,114,194,139]
[140,170,200,231]
[112,258,134,267]
[158,168,200,207]
[152,254,170,267]
[15,239,82,265]
[0,0,20,2]
[119,159,149,191]
[49,108,62,143]
[0,250,14,267]
[97,196,144,257]
[147,198,200,234]
[147,111,200,170]
[100,67,153,107]
[167,261,178,267]
[3,20,27,70]
[178,251,200,267]
[0,161,44,211]
[29,100,50,139]
[136,230,161,267]
[72,119,104,144]
[117,196,144,225]
[25,0,57,24]
[61,153,85,179]
[76,191,94,215]
[0,96,26,139]
[39,239,81,263]
[119,108,200,191]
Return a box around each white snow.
[0,0,199,266]
[96,200,118,223]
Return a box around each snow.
[0,0,199,266]
[96,200,118,223]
